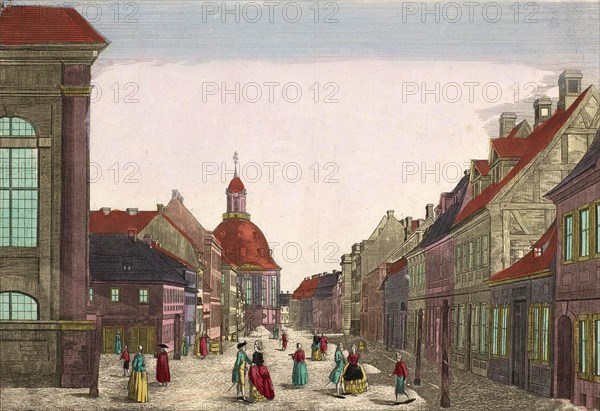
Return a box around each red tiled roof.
[292,277,321,300]
[387,258,407,276]
[89,210,159,233]
[214,218,280,270]
[488,222,556,283]
[473,160,490,176]
[490,123,531,158]
[455,88,590,225]
[228,177,245,193]
[0,6,107,46]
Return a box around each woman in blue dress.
[291,343,308,388]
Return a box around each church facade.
[213,157,281,330]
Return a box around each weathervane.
[233,151,239,177]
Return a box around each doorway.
[556,315,573,400]
[512,300,527,389]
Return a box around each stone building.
[214,157,281,331]
[486,223,556,397]
[383,258,408,350]
[391,207,435,351]
[161,191,222,340]
[221,256,241,340]
[546,130,600,409]
[0,5,107,387]
[88,234,189,355]
[449,71,599,376]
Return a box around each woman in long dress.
[281,331,288,351]
[114,331,122,355]
[328,342,346,397]
[342,344,368,395]
[199,332,209,358]
[291,343,308,388]
[156,345,170,387]
[248,340,275,401]
[311,331,321,361]
[390,352,410,403]
[128,345,148,402]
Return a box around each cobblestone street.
[0,328,589,411]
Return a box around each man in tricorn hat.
[232,340,253,401]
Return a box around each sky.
[19,0,600,291]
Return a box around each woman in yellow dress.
[342,344,368,395]
[128,345,148,402]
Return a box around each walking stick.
[226,382,237,393]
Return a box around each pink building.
[423,173,471,364]
[546,130,600,409]
[312,271,342,332]
[361,263,387,342]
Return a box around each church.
[214,154,281,331]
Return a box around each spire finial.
[233,151,239,177]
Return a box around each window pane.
[480,305,488,354]
[541,307,549,363]
[89,288,94,302]
[565,215,573,260]
[580,209,589,257]
[580,320,587,373]
[492,307,499,355]
[595,320,600,376]
[501,307,508,356]
[532,307,540,360]
[0,117,36,137]
[596,204,600,254]
[0,292,38,320]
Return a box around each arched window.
[0,291,39,320]
[0,117,39,247]
[0,117,36,137]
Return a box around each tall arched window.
[0,117,38,247]
[0,291,39,320]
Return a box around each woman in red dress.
[199,332,208,358]
[248,340,275,401]
[342,344,368,394]
[156,344,171,386]
[281,331,288,351]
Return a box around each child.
[120,345,130,377]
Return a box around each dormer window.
[533,247,543,257]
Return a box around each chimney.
[425,204,434,219]
[127,228,137,241]
[100,207,111,215]
[558,69,583,110]
[386,210,394,219]
[157,204,165,213]
[143,234,152,245]
[126,208,138,215]
[405,216,413,238]
[499,112,517,137]
[534,97,552,127]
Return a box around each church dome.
[228,177,245,193]
[214,219,280,270]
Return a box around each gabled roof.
[473,160,490,177]
[455,87,591,225]
[490,121,531,159]
[89,234,188,286]
[488,222,556,284]
[0,6,107,46]
[546,129,600,199]
[89,210,159,234]
[279,293,291,307]
[292,277,321,300]
[422,174,470,248]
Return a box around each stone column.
[441,300,450,408]
[414,308,423,386]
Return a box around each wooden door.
[128,327,157,353]
[557,315,573,400]
[512,301,527,389]
[102,326,124,354]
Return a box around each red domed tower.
[214,153,281,330]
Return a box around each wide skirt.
[249,365,275,400]
[395,376,405,394]
[127,371,148,402]
[342,364,368,394]
[292,362,308,386]
[311,347,322,361]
